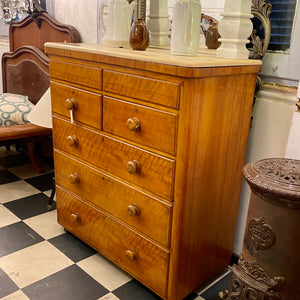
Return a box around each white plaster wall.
[53,0,98,43]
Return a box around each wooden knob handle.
[70,213,80,223]
[127,117,141,131]
[66,135,79,147]
[127,204,140,217]
[125,249,138,261]
[69,173,80,184]
[127,160,141,174]
[65,98,77,110]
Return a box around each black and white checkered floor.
[0,146,231,300]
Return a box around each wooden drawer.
[56,187,169,298]
[49,60,102,91]
[54,150,172,247]
[53,117,175,201]
[51,81,102,129]
[103,70,180,109]
[103,96,178,155]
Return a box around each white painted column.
[216,0,253,59]
[147,0,171,46]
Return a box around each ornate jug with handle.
[201,21,221,49]
[100,0,137,47]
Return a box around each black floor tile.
[0,152,30,168]
[3,193,55,219]
[0,267,19,298]
[113,279,162,300]
[25,172,54,191]
[0,169,20,185]
[48,232,97,263]
[0,221,44,258]
[200,273,230,300]
[22,264,109,300]
[183,292,200,299]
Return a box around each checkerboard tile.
[0,146,230,300]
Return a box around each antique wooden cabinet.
[45,43,261,300]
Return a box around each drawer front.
[54,150,172,247]
[51,81,102,129]
[103,70,180,109]
[103,97,178,155]
[53,117,175,201]
[56,187,169,298]
[49,60,102,91]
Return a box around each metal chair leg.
[47,174,55,211]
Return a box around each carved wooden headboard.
[2,4,81,104]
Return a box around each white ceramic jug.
[100,0,137,47]
[170,0,201,56]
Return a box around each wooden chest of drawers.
[45,43,261,300]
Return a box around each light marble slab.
[45,42,262,68]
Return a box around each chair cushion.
[0,93,34,127]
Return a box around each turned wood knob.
[127,160,141,174]
[66,135,79,147]
[125,249,138,261]
[70,213,80,223]
[69,173,80,184]
[127,204,140,217]
[65,98,77,110]
[126,117,141,131]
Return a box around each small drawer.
[53,117,175,201]
[54,150,172,247]
[49,60,102,91]
[103,97,178,155]
[56,187,169,298]
[103,70,180,109]
[51,82,102,129]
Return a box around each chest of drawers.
[45,43,261,300]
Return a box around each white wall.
[53,0,99,43]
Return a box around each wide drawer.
[103,70,180,109]
[49,60,102,91]
[103,96,178,155]
[56,187,169,298]
[53,117,175,201]
[54,150,172,247]
[51,81,102,129]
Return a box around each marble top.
[44,42,262,68]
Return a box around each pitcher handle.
[184,0,193,45]
[100,1,108,34]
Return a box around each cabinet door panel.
[103,70,180,109]
[51,81,102,129]
[56,187,169,299]
[53,117,175,201]
[54,150,172,247]
[103,97,178,155]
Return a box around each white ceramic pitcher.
[100,0,137,47]
[170,0,201,56]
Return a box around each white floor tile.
[98,293,120,300]
[23,210,64,239]
[8,164,53,179]
[0,205,21,227]
[77,253,132,291]
[0,181,40,203]
[0,290,30,300]
[7,164,40,179]
[0,241,74,288]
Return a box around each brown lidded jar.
[130,18,149,51]
[205,22,221,49]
